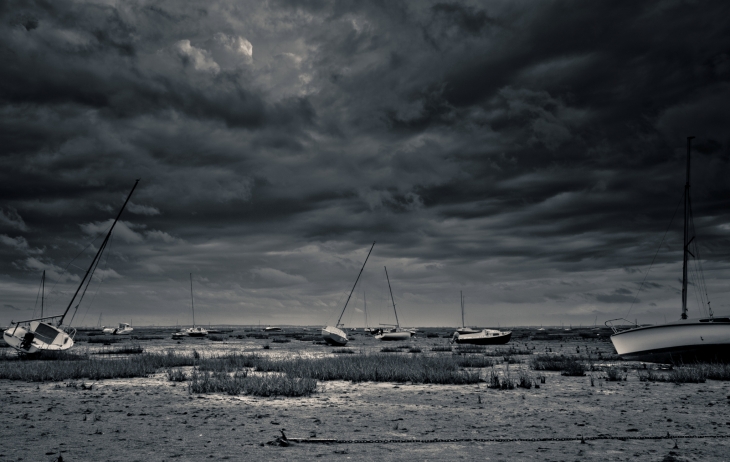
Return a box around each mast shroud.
[384,266,399,328]
[335,242,376,327]
[59,179,139,326]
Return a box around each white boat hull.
[610,318,730,363]
[185,327,208,337]
[322,326,348,346]
[3,322,74,354]
[374,330,411,341]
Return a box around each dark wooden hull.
[453,332,512,345]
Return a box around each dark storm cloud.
[1,0,730,327]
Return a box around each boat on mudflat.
[451,329,512,345]
[607,138,730,364]
[322,242,375,346]
[3,180,139,354]
[374,266,410,342]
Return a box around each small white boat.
[3,181,139,354]
[185,326,208,338]
[452,329,512,345]
[112,323,133,335]
[374,267,410,342]
[264,326,282,332]
[322,242,375,346]
[607,138,730,363]
[172,331,186,340]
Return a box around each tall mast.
[41,270,45,318]
[190,273,195,328]
[363,291,368,329]
[681,137,694,320]
[384,266,399,328]
[59,179,139,326]
[335,242,376,327]
[461,291,464,328]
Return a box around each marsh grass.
[332,348,356,354]
[456,345,486,355]
[517,370,533,389]
[166,368,188,382]
[188,370,317,397]
[484,347,532,357]
[93,345,144,355]
[272,338,291,343]
[408,346,422,353]
[604,366,628,382]
[456,355,494,368]
[638,365,707,383]
[430,345,452,352]
[530,354,585,376]
[253,354,481,384]
[86,337,121,344]
[503,356,522,364]
[380,347,399,353]
[0,350,193,381]
[488,368,514,390]
[209,335,225,342]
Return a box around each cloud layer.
[1,0,730,327]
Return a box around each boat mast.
[59,179,139,326]
[41,270,45,318]
[384,266,399,329]
[681,137,694,320]
[190,273,196,328]
[335,242,376,327]
[461,291,465,328]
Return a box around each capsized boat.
[455,291,480,335]
[451,328,512,345]
[3,180,139,354]
[607,138,730,363]
[183,273,208,338]
[374,267,410,342]
[322,242,375,346]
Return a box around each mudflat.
[2,329,729,461]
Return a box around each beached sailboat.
[607,137,730,363]
[374,267,410,341]
[3,180,139,354]
[451,328,512,345]
[184,274,208,338]
[456,291,480,335]
[111,323,133,335]
[322,242,375,346]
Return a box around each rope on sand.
[267,430,729,447]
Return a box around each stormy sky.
[1,0,730,328]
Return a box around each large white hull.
[3,322,74,354]
[322,326,348,346]
[610,318,730,363]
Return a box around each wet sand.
[2,330,730,461]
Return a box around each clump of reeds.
[703,363,730,381]
[484,347,532,357]
[209,335,225,342]
[380,347,398,353]
[188,370,317,397]
[488,369,514,390]
[638,366,707,383]
[272,338,290,343]
[333,349,356,354]
[604,366,627,382]
[408,346,422,353]
[456,355,494,368]
[530,354,585,376]
[503,356,522,364]
[196,353,260,372]
[166,368,188,382]
[517,370,533,389]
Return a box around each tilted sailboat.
[607,137,730,363]
[184,273,208,338]
[322,242,375,346]
[3,180,139,354]
[455,291,480,335]
[374,266,411,341]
